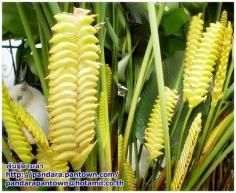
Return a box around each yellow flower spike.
[118,135,123,171]
[220,10,228,27]
[2,82,34,163]
[106,64,112,104]
[171,113,202,191]
[144,87,178,160]
[198,112,233,165]
[183,13,204,101]
[12,101,49,148]
[48,8,102,165]
[123,161,136,191]
[211,21,233,107]
[98,92,108,148]
[184,22,225,108]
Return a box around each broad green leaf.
[3,3,38,40]
[163,51,185,91]
[160,8,189,36]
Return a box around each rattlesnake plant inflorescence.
[183,13,204,101]
[122,161,136,190]
[47,8,101,169]
[144,87,178,160]
[198,112,233,165]
[184,21,225,108]
[171,113,202,191]
[211,21,232,107]
[106,64,112,104]
[2,82,34,163]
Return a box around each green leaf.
[161,8,189,36]
[163,51,185,91]
[134,72,158,143]
[3,3,38,40]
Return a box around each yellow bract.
[48,8,101,170]
[171,113,202,191]
[2,82,34,163]
[211,21,233,107]
[184,22,225,108]
[144,87,178,160]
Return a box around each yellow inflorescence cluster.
[184,22,225,108]
[118,134,123,170]
[106,64,112,105]
[2,82,34,163]
[47,8,101,169]
[123,161,136,190]
[220,10,228,27]
[211,21,233,107]
[171,113,202,191]
[144,87,178,160]
[12,101,49,148]
[183,13,204,101]
[98,91,108,148]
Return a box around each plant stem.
[176,107,193,161]
[141,159,152,190]
[134,139,140,180]
[185,123,233,190]
[215,2,222,22]
[33,3,51,41]
[16,3,48,100]
[195,142,233,190]
[41,3,55,27]
[223,83,234,101]
[148,2,171,190]
[48,2,61,15]
[170,101,185,138]
[123,39,152,157]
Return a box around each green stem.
[223,83,234,101]
[41,3,55,27]
[48,2,61,15]
[33,3,51,41]
[185,123,233,190]
[194,105,215,163]
[123,39,152,157]
[170,101,185,138]
[16,3,48,100]
[215,2,222,22]
[141,159,152,190]
[195,142,233,190]
[38,24,49,78]
[176,107,193,161]
[148,2,171,190]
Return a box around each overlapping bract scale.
[171,113,202,191]
[211,22,232,107]
[12,101,49,148]
[48,8,101,168]
[220,10,228,27]
[123,161,136,191]
[2,82,34,163]
[144,87,178,160]
[184,22,225,108]
[106,64,112,104]
[183,13,204,101]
